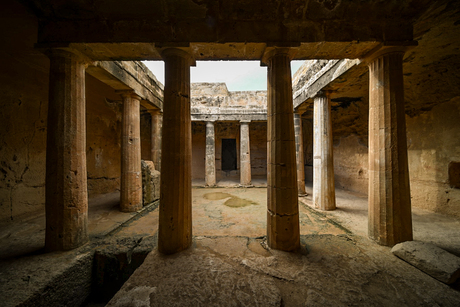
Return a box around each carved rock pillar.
[158,48,193,254]
[368,48,413,246]
[45,49,88,251]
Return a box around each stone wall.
[0,1,49,221]
[406,99,460,217]
[192,121,267,181]
[140,112,152,161]
[85,74,123,196]
[0,1,152,222]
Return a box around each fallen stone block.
[141,160,160,205]
[391,241,460,284]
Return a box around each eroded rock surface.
[391,240,460,284]
[108,235,460,306]
[141,160,160,206]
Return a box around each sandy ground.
[1,186,460,306]
[109,187,460,306]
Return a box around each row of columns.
[44,48,162,251]
[204,120,252,187]
[44,45,412,253]
[296,48,412,246]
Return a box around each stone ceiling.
[22,0,432,61]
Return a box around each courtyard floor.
[1,186,459,306]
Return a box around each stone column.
[313,93,336,211]
[45,49,88,251]
[149,109,162,172]
[205,121,216,186]
[158,48,193,254]
[294,111,307,195]
[240,120,252,186]
[119,91,143,212]
[368,48,412,246]
[265,49,300,251]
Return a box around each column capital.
[117,90,141,101]
[314,90,332,99]
[240,120,251,124]
[363,43,416,65]
[261,47,298,66]
[39,46,93,67]
[147,108,162,116]
[159,48,196,66]
[294,109,303,115]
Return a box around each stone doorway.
[221,138,237,171]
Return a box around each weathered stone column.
[368,48,412,246]
[294,111,307,195]
[313,92,336,211]
[45,49,88,251]
[119,91,143,212]
[240,120,252,186]
[264,48,300,251]
[149,109,162,172]
[158,48,193,254]
[205,121,216,186]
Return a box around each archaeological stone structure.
[1,0,460,306]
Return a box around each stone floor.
[192,174,267,188]
[1,186,460,306]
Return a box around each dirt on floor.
[108,187,460,306]
[1,187,460,306]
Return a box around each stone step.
[391,241,460,284]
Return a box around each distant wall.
[191,121,267,181]
[407,99,460,217]
[85,74,122,196]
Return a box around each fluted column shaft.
[158,48,193,254]
[313,94,336,211]
[120,91,143,212]
[265,49,300,252]
[240,120,252,186]
[368,49,412,246]
[45,49,88,251]
[294,112,306,195]
[150,109,162,172]
[205,121,216,186]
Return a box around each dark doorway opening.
[222,139,237,171]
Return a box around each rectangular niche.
[449,161,460,189]
[221,139,237,171]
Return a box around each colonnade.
[44,48,162,251]
[203,120,252,187]
[44,46,412,253]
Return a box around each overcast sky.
[143,60,304,91]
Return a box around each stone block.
[141,160,160,206]
[391,241,460,284]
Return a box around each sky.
[143,60,305,91]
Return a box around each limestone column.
[119,91,143,212]
[368,48,412,246]
[265,49,300,251]
[205,121,216,186]
[313,93,336,211]
[240,120,252,186]
[45,49,88,251]
[294,111,307,195]
[158,48,193,254]
[149,109,162,172]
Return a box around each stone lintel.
[293,59,361,109]
[191,114,267,122]
[87,61,163,110]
